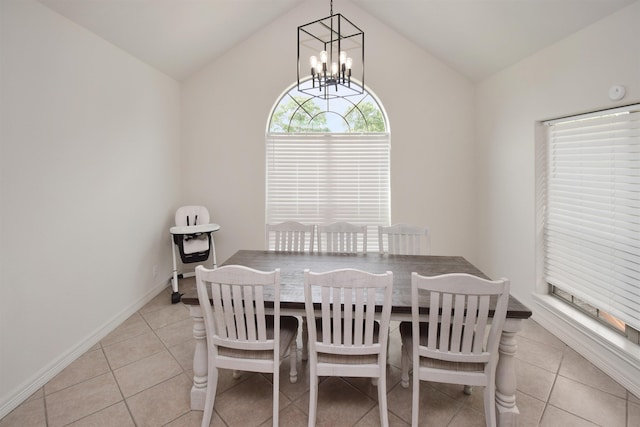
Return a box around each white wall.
[0,0,181,416]
[475,0,640,392]
[181,0,477,264]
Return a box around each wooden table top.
[182,250,532,319]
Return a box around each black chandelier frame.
[297,11,365,100]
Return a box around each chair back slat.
[305,268,393,352]
[196,265,280,351]
[412,272,510,363]
[266,221,315,252]
[317,222,367,253]
[378,224,430,255]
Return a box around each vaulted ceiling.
[37,0,637,82]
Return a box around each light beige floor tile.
[0,397,46,427]
[539,404,599,427]
[44,349,110,395]
[446,404,486,427]
[549,375,626,427]
[66,401,135,427]
[165,410,227,427]
[519,318,567,351]
[139,288,173,315]
[515,358,556,401]
[516,334,564,373]
[214,373,292,427]
[45,372,122,427]
[155,317,194,347]
[100,312,152,347]
[25,387,44,403]
[126,373,192,427]
[103,330,165,370]
[558,347,627,398]
[428,382,475,404]
[268,356,309,402]
[24,388,44,403]
[354,404,410,426]
[168,338,195,372]
[298,376,375,427]
[343,364,403,400]
[629,401,640,427]
[387,381,464,426]
[513,391,545,427]
[141,303,190,330]
[113,350,183,397]
[261,403,309,427]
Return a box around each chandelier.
[297,0,364,100]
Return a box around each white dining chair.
[304,268,393,427]
[317,221,367,253]
[378,223,430,255]
[195,264,299,427]
[265,221,315,252]
[399,273,510,427]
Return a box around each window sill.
[532,293,640,396]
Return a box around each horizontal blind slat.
[544,104,640,331]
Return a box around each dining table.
[181,250,532,427]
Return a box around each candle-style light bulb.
[339,51,347,65]
[310,56,317,77]
[319,50,328,64]
[346,57,353,70]
[331,62,338,76]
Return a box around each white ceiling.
[37,0,637,82]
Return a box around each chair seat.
[399,322,484,372]
[217,316,299,360]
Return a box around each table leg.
[189,305,207,411]
[496,318,522,427]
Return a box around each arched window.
[266,81,390,250]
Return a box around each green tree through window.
[269,82,386,133]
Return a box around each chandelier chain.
[330,0,333,16]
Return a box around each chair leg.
[400,344,410,388]
[201,366,218,427]
[377,372,389,427]
[273,365,279,427]
[411,366,419,427]
[289,340,298,383]
[302,317,309,361]
[484,384,497,427]
[308,367,318,427]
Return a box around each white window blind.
[545,104,640,331]
[266,133,390,251]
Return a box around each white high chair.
[170,205,220,303]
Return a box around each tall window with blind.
[266,82,390,251]
[543,104,640,342]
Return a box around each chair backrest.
[411,273,510,365]
[317,222,367,253]
[378,223,430,255]
[175,205,210,226]
[304,268,393,359]
[195,264,281,355]
[265,221,315,252]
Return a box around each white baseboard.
[532,293,640,398]
[0,279,171,420]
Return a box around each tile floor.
[2,277,640,427]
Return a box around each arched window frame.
[266,80,390,251]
